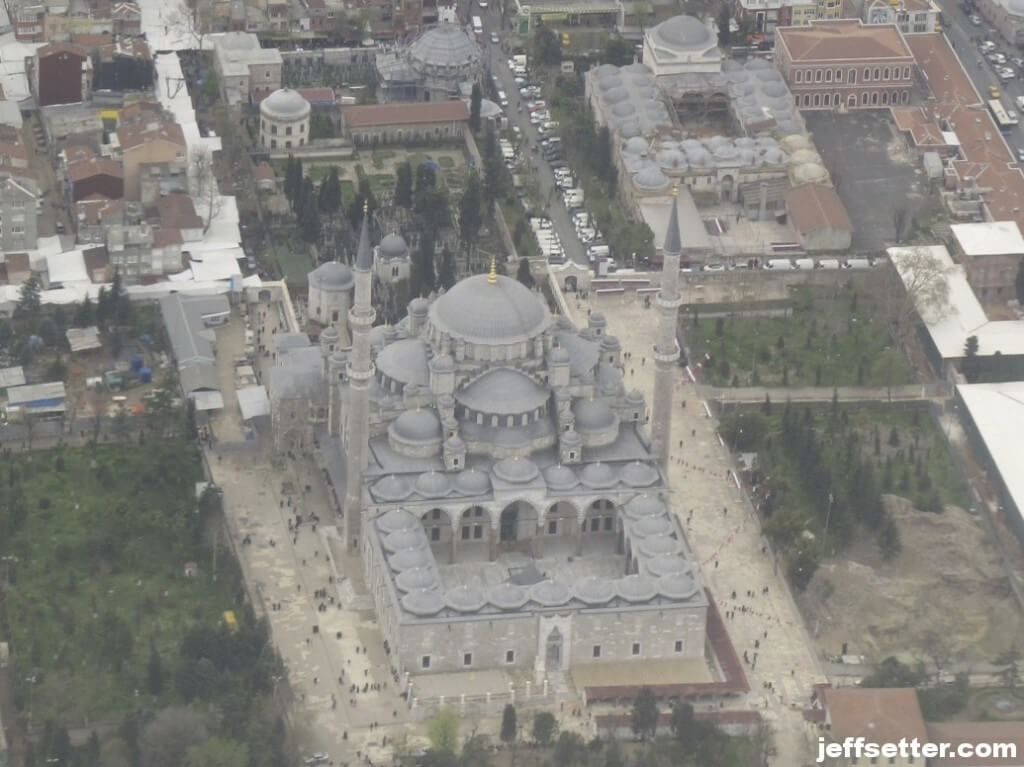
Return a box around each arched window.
[873,67,881,80]
[883,67,890,80]
[871,91,879,105]
[881,91,889,105]
[825,69,833,82]
[864,67,870,81]
[823,93,831,107]
[815,69,823,82]
[813,93,821,107]
[835,69,843,82]
[850,69,857,84]
[795,69,803,83]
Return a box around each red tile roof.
[67,157,123,182]
[777,20,912,61]
[342,100,469,128]
[155,193,202,229]
[822,688,928,744]
[787,183,854,233]
[37,42,88,59]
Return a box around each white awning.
[191,390,224,411]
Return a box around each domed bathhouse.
[375,23,482,103]
[267,205,708,680]
[259,88,311,150]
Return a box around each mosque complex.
[267,193,714,682]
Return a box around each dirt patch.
[799,496,1024,664]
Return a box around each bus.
[472,15,483,35]
[988,99,1018,131]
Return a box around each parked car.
[979,40,997,52]
[970,14,983,24]
[1017,147,1024,163]
[999,67,1016,81]
[490,32,499,43]
[702,263,725,272]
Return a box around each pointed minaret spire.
[649,186,684,473]
[355,199,373,271]
[487,254,497,285]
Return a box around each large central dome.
[429,274,549,344]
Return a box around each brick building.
[339,101,469,146]
[775,20,914,110]
[35,43,91,107]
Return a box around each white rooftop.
[888,245,1024,358]
[951,221,1024,257]
[237,384,270,421]
[956,381,1024,530]
[46,250,89,285]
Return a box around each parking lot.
[805,110,929,252]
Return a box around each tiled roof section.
[891,106,948,147]
[71,33,114,49]
[906,33,1024,232]
[118,101,164,123]
[822,688,928,744]
[6,252,30,272]
[73,197,124,224]
[156,193,202,229]
[65,144,97,163]
[0,141,27,162]
[117,119,185,151]
[67,157,123,181]
[152,227,183,246]
[777,20,912,61]
[37,42,88,59]
[82,245,110,273]
[0,124,21,144]
[297,87,335,104]
[252,162,276,181]
[926,722,1024,767]
[786,182,853,233]
[342,100,470,128]
[99,38,151,60]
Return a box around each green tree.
[996,645,1021,690]
[554,732,584,765]
[414,163,438,214]
[75,296,95,327]
[516,258,534,288]
[787,542,820,591]
[147,641,164,695]
[532,24,561,66]
[48,722,71,766]
[438,246,456,291]
[717,6,732,46]
[395,161,414,208]
[877,513,901,562]
[963,334,980,381]
[469,82,483,133]
[459,172,483,260]
[201,70,220,104]
[85,730,101,767]
[631,686,659,740]
[595,125,616,185]
[18,276,41,315]
[531,711,558,746]
[860,656,926,688]
[183,737,249,767]
[602,36,634,66]
[670,701,695,745]
[98,610,134,671]
[500,703,517,744]
[427,708,460,754]
[482,127,505,208]
[411,231,436,298]
[299,179,322,243]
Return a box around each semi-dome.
[654,15,711,49]
[409,296,430,316]
[430,354,455,372]
[531,580,571,606]
[395,567,439,592]
[489,582,530,610]
[446,584,487,612]
[309,261,354,291]
[401,588,445,616]
[415,470,451,497]
[389,547,431,571]
[579,461,617,489]
[429,274,548,344]
[574,576,615,605]
[382,528,426,552]
[260,88,310,119]
[639,534,681,557]
[543,464,578,490]
[492,456,540,483]
[646,554,691,577]
[658,572,700,600]
[379,233,409,259]
[377,338,429,386]
[603,86,629,104]
[623,495,667,519]
[373,474,414,502]
[634,166,670,191]
[621,461,659,488]
[391,408,442,443]
[454,468,490,495]
[408,23,479,71]
[624,136,649,156]
[376,508,418,532]
[617,574,657,602]
[572,399,617,433]
[456,368,549,415]
[548,346,571,364]
[631,515,673,538]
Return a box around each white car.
[988,52,1007,64]
[999,67,1016,81]
[980,40,997,52]
[970,14,983,25]
[490,32,499,43]
[1017,148,1024,162]
[702,263,725,272]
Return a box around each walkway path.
[578,291,830,766]
[703,383,948,405]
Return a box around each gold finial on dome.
[672,184,679,198]
[363,199,369,214]
[488,255,497,285]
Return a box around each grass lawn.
[438,156,456,169]
[270,240,315,284]
[371,174,395,192]
[340,178,355,207]
[686,284,915,388]
[2,441,242,723]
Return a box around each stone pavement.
[574,290,829,766]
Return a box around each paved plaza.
[573,289,829,766]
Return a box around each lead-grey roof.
[377,338,429,386]
[646,554,691,577]
[573,398,617,433]
[379,233,409,260]
[260,88,310,119]
[617,574,657,602]
[377,508,418,532]
[663,193,683,256]
[446,584,487,612]
[621,461,659,487]
[574,576,615,605]
[415,470,451,496]
[409,23,479,70]
[492,456,540,483]
[160,293,228,367]
[454,468,490,495]
[652,15,711,49]
[430,274,549,344]
[456,368,548,415]
[543,464,578,490]
[309,261,354,290]
[373,475,414,502]
[579,461,617,489]
[355,208,373,271]
[396,567,439,592]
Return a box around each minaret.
[651,186,683,473]
[343,203,375,552]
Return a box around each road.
[478,8,591,268]
[938,0,1024,149]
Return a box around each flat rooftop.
[951,221,1024,257]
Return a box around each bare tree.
[164,0,213,49]
[885,247,954,347]
[921,630,953,684]
[190,148,223,234]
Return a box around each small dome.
[382,529,426,553]
[598,74,624,91]
[309,261,354,291]
[654,15,711,49]
[395,567,439,592]
[573,400,617,433]
[415,471,451,497]
[531,580,571,607]
[489,582,529,610]
[377,338,429,386]
[260,88,311,119]
[658,573,700,600]
[493,457,540,484]
[794,162,828,184]
[544,464,578,490]
[446,584,487,612]
[548,346,570,364]
[430,354,455,372]
[379,233,409,260]
[444,435,465,453]
[631,515,673,537]
[579,461,617,489]
[574,576,616,605]
[454,468,490,495]
[617,574,657,602]
[623,136,649,155]
[561,428,582,446]
[389,547,431,571]
[646,554,691,577]
[391,409,442,444]
[625,389,644,406]
[603,86,629,104]
[623,495,667,520]
[376,508,418,533]
[401,588,445,616]
[621,461,658,488]
[639,534,681,557]
[656,148,687,170]
[634,166,670,190]
[321,325,339,343]
[409,297,430,316]
[373,475,414,502]
[620,121,641,139]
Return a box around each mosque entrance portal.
[545,628,563,669]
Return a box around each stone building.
[950,221,1024,300]
[339,101,469,147]
[269,201,709,679]
[976,0,1024,45]
[375,233,411,284]
[642,15,721,77]
[375,23,480,103]
[308,260,354,326]
[863,0,941,35]
[212,31,283,105]
[775,20,915,110]
[259,88,311,150]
